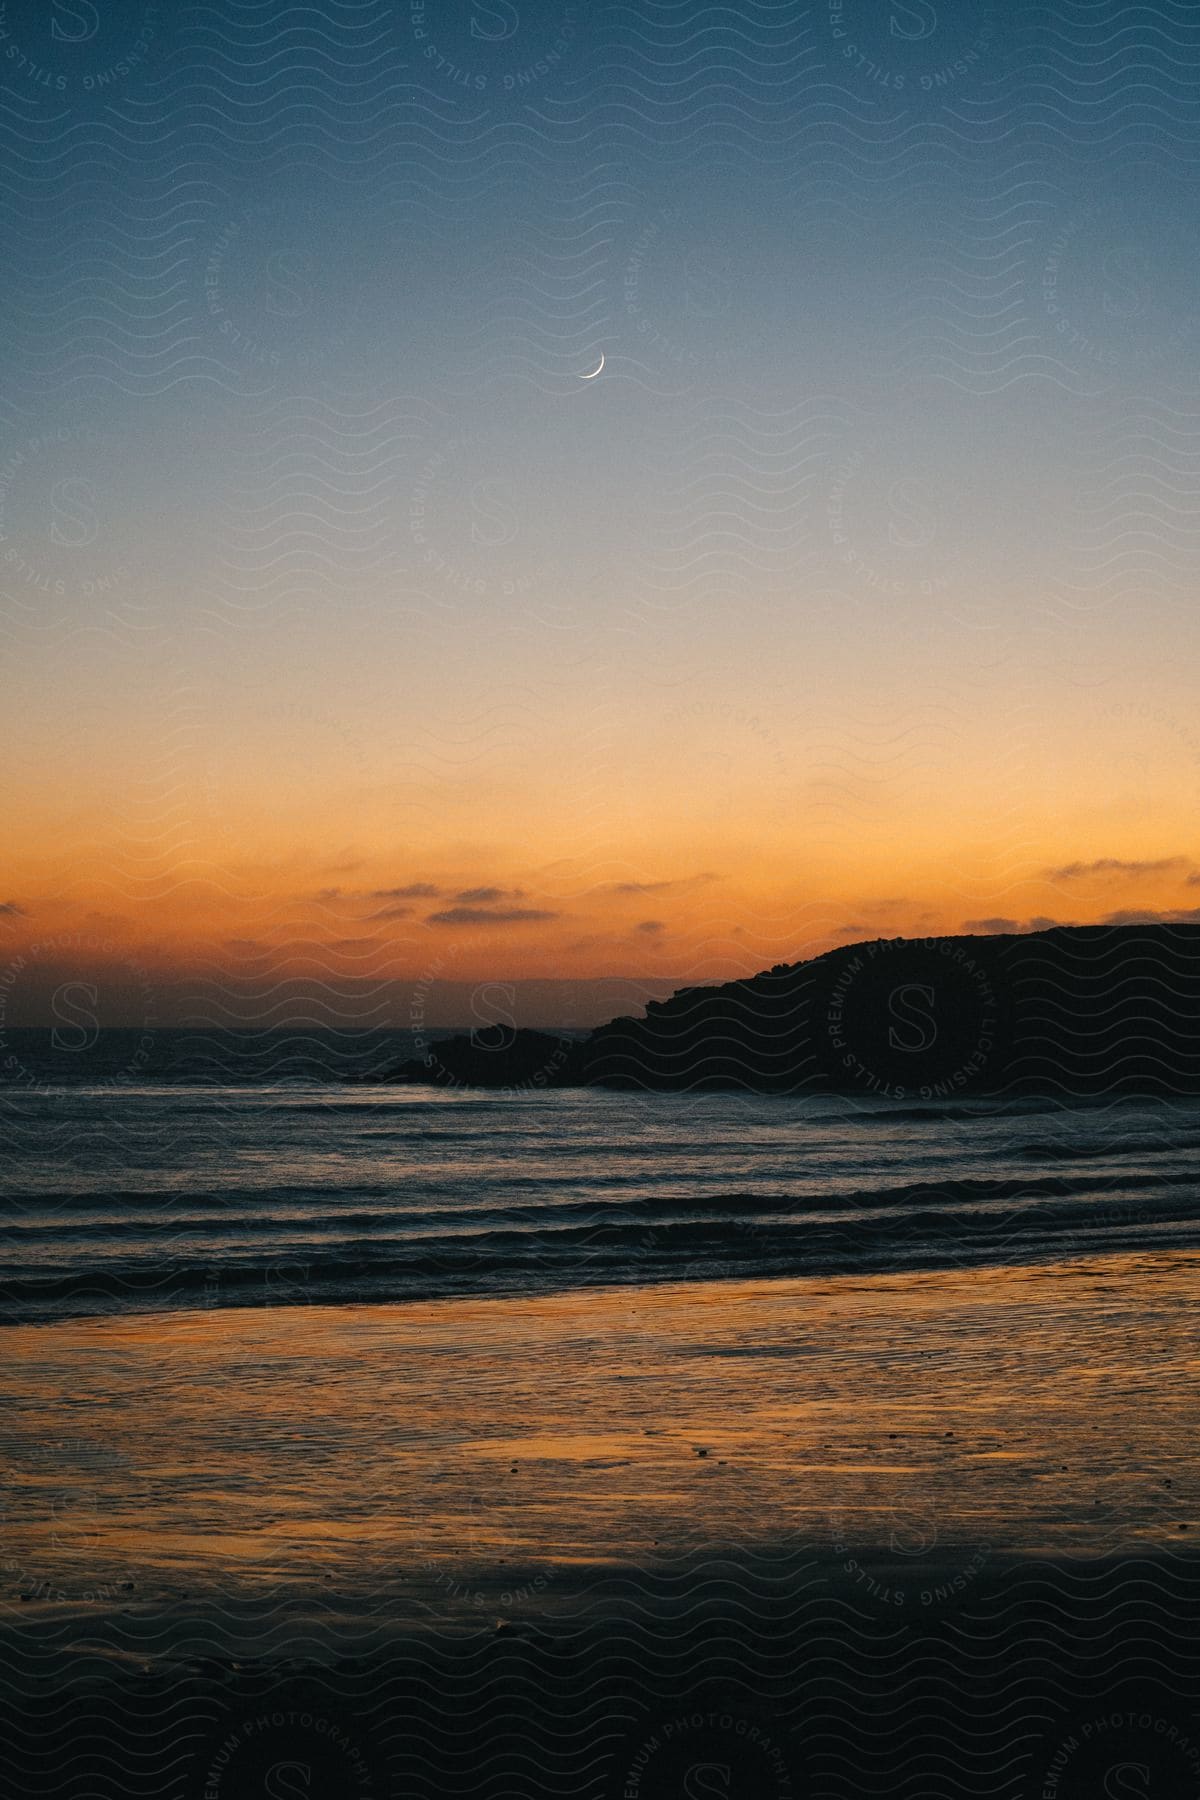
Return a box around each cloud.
[428,906,558,927]
[1045,856,1191,881]
[0,900,26,917]
[636,919,665,935]
[961,916,1074,935]
[317,883,438,910]
[608,872,717,895]
[454,885,524,904]
[1101,907,1200,926]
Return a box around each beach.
[3,1249,1199,1796]
[7,0,1200,1782]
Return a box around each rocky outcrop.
[379,925,1200,1098]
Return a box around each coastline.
[3,1254,1198,1794]
[4,1252,1195,1610]
[373,924,1200,1100]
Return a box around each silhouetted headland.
[380,924,1200,1096]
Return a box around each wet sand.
[3,1252,1199,1796]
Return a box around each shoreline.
[3,1254,1198,1795]
[4,1253,1195,1593]
[5,1230,1200,1331]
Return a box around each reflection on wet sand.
[2,1250,1197,1642]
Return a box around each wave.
[4,1079,1198,1324]
[3,1179,1197,1324]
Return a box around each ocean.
[4,1031,1200,1799]
[3,1028,1200,1324]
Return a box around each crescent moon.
[579,352,605,380]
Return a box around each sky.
[3,0,1200,1028]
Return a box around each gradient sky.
[3,0,1200,1028]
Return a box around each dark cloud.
[636,919,665,935]
[609,872,716,895]
[963,916,1071,934]
[1102,907,1200,926]
[0,900,26,917]
[454,885,523,904]
[428,906,558,927]
[1045,856,1190,881]
[317,883,438,909]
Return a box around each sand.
[2,1252,1199,1796]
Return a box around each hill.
[380,924,1200,1098]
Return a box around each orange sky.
[4,626,1198,1024]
